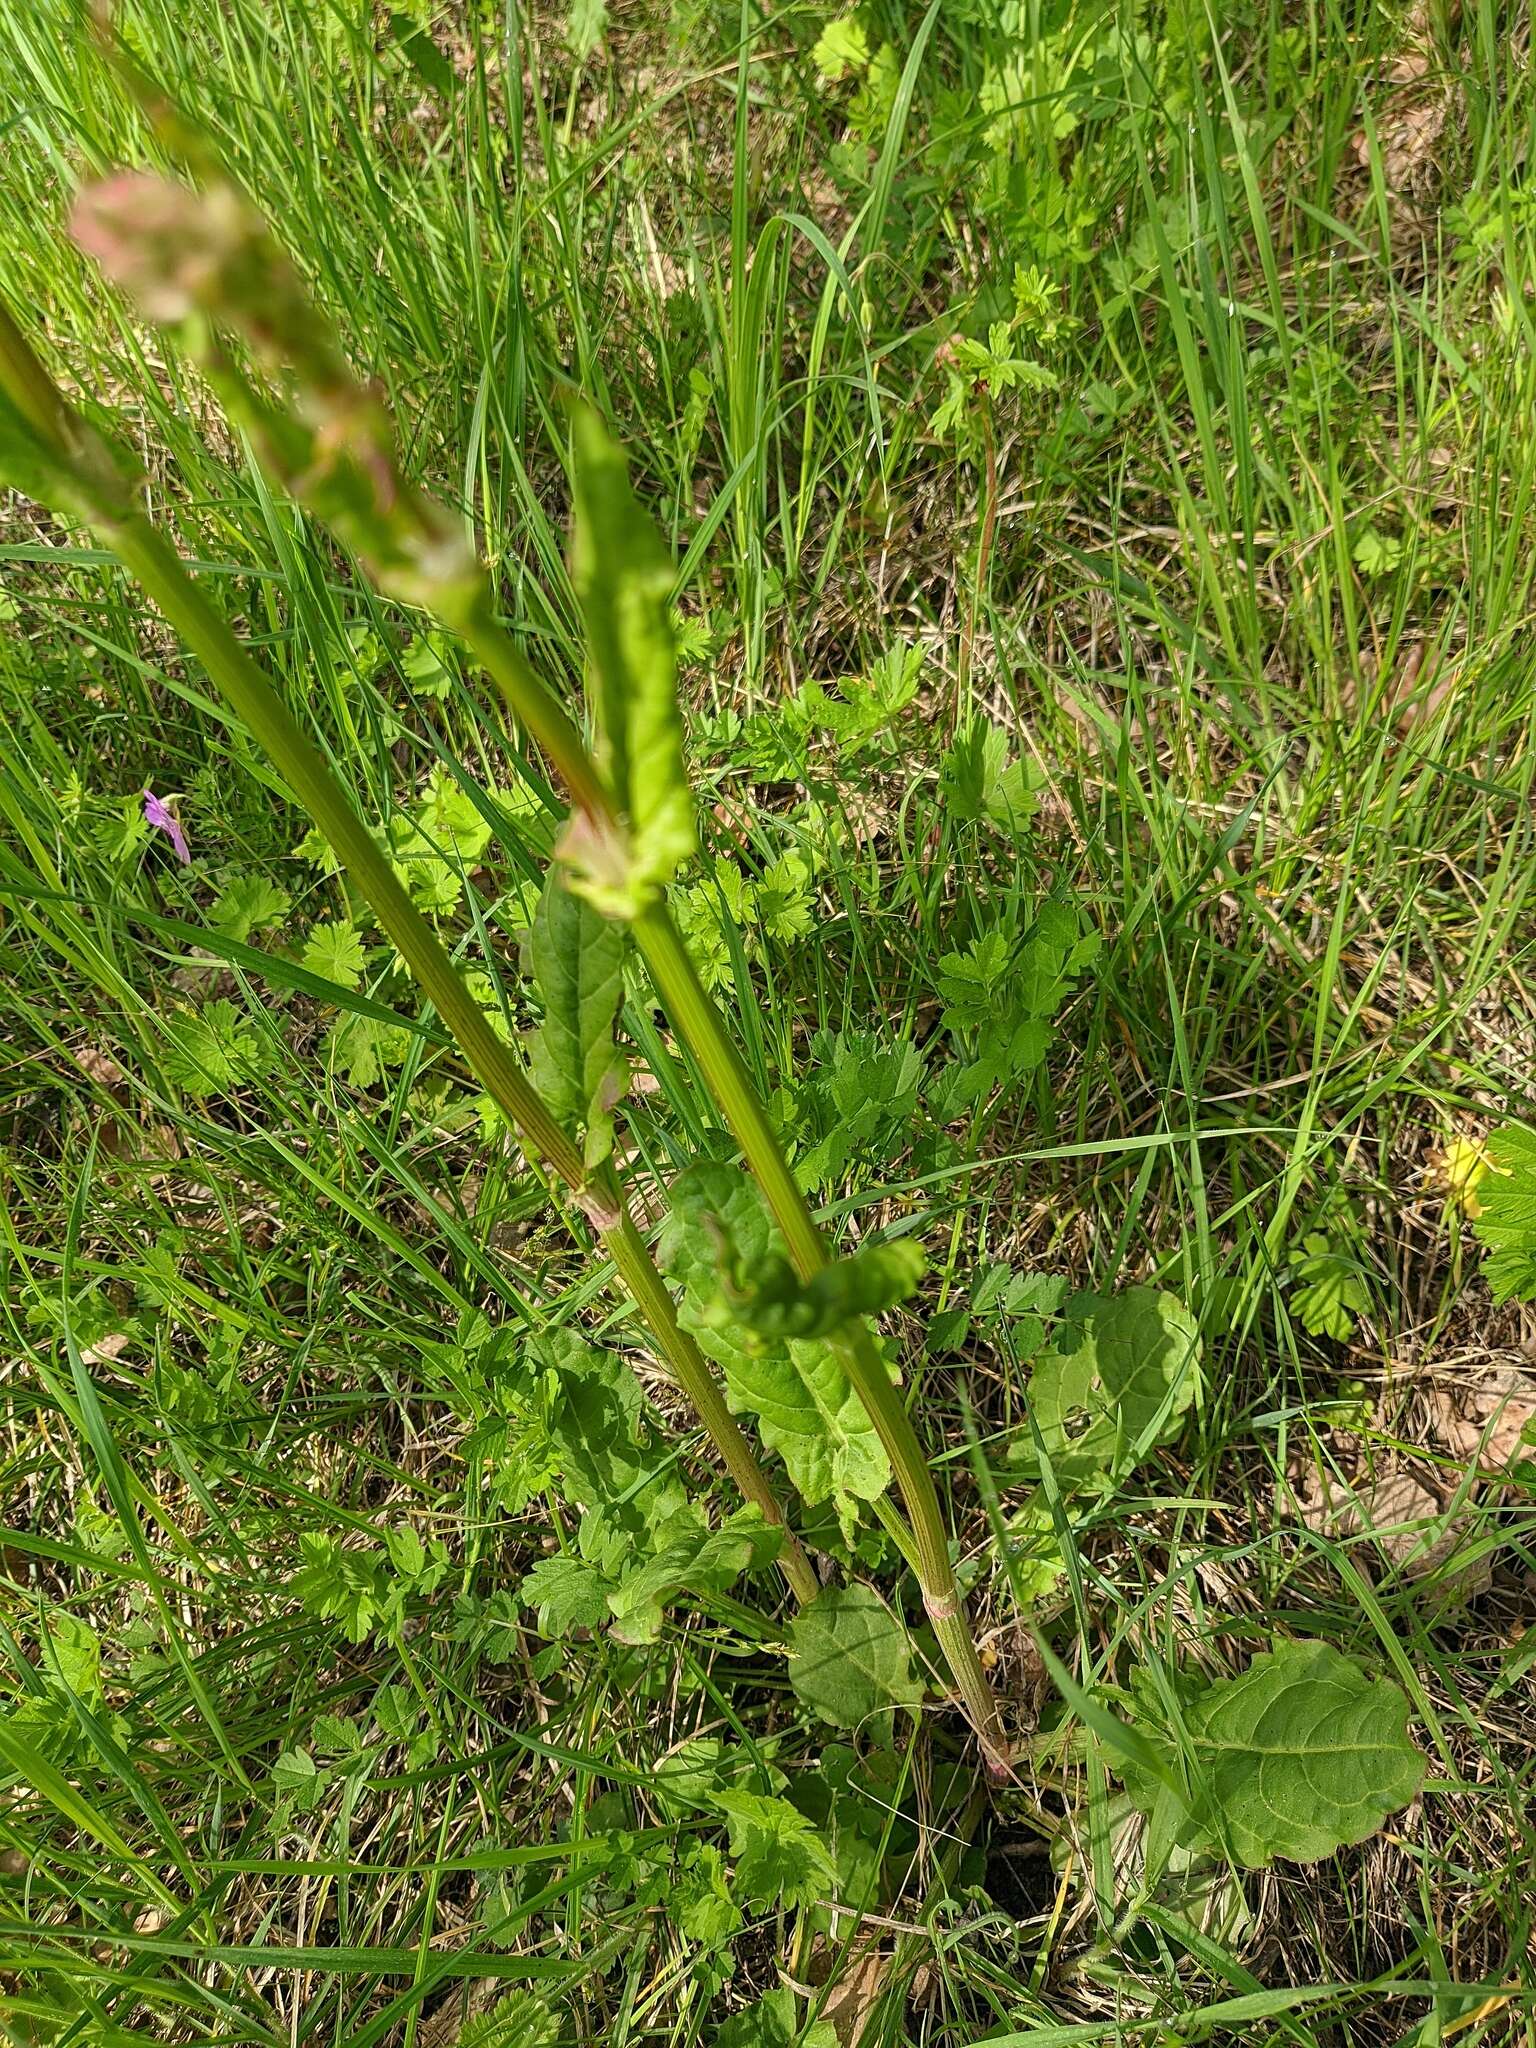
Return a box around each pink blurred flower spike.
[143,789,190,864]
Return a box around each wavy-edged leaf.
[1473,1125,1536,1302]
[563,405,694,917]
[658,1163,889,1535]
[1122,1640,1424,1868]
[525,868,628,1166]
[1019,1286,1200,1492]
[716,1990,837,2048]
[534,1330,689,1567]
[518,1553,612,1638]
[710,1788,837,1909]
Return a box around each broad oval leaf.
[788,1584,924,1742]
[1020,1285,1200,1492]
[1125,1639,1425,1868]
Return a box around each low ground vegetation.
[1,2,1534,2044]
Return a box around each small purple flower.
[143,789,191,865]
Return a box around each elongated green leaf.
[658,1164,890,1536]
[129,907,452,1042]
[0,1717,136,1858]
[0,392,78,505]
[562,405,694,917]
[787,1584,923,1741]
[1121,1640,1424,1868]
[525,868,628,1166]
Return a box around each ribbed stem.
[631,905,1007,1765]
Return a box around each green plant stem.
[454,594,611,818]
[0,305,818,1612]
[448,592,1005,1762]
[630,903,1007,1767]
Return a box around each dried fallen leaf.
[1431,1367,1536,1475]
[73,1045,127,1091]
[1291,1461,1491,1604]
[805,1938,891,2048]
[1294,1463,1443,1568]
[1350,4,1460,195]
[80,1331,131,1367]
[1350,640,1459,734]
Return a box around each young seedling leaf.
[659,1163,890,1536]
[562,405,695,918]
[534,1331,691,1570]
[787,1584,924,1741]
[1289,1232,1371,1340]
[1121,1640,1424,1868]
[1018,1286,1200,1492]
[728,1991,839,2048]
[1472,1125,1536,1301]
[710,1787,837,1908]
[525,867,628,1167]
[605,1503,782,1644]
[716,1989,837,2048]
[519,1554,613,1638]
